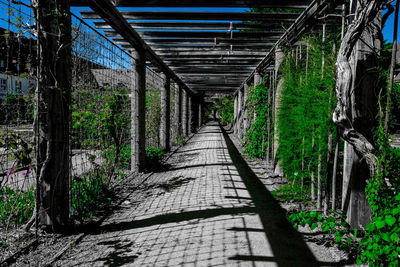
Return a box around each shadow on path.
[93,206,256,234]
[219,124,320,267]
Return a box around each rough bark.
[33,0,72,231]
[333,0,383,180]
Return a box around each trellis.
[1,0,397,236]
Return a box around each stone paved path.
[57,122,331,267]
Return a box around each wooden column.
[35,0,71,230]
[254,72,262,121]
[174,83,182,140]
[182,90,188,136]
[198,102,202,128]
[273,47,285,175]
[234,94,238,135]
[160,73,170,152]
[238,87,243,139]
[254,72,262,85]
[131,49,146,172]
[243,82,249,134]
[188,96,193,134]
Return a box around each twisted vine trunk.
[32,0,72,231]
[333,0,383,228]
[334,0,382,178]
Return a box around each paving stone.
[57,122,334,266]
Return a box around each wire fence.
[0,0,176,231]
[0,0,36,230]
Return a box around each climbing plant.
[277,33,338,190]
[244,79,271,158]
[211,97,234,125]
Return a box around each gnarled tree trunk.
[333,0,383,228]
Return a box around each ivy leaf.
[376,220,386,229]
[391,232,399,243]
[310,222,318,230]
[382,232,390,242]
[385,215,396,227]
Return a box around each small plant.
[145,147,165,170]
[71,168,113,223]
[0,187,34,226]
[175,136,185,146]
[271,184,308,202]
[287,210,355,251]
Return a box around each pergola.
[71,0,343,99]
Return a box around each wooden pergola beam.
[104,30,282,40]
[93,21,294,30]
[236,0,344,93]
[72,0,311,8]
[86,0,195,96]
[122,46,271,52]
[81,11,300,21]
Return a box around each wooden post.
[311,131,316,201]
[198,102,202,128]
[234,94,238,134]
[238,87,243,139]
[273,48,285,175]
[174,83,182,139]
[131,49,146,172]
[160,73,170,152]
[266,71,272,164]
[254,72,262,121]
[243,82,249,134]
[182,89,188,136]
[34,0,72,230]
[318,21,326,211]
[332,136,340,210]
[188,96,193,134]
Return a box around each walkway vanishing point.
[57,122,341,267]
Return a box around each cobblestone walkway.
[58,122,325,267]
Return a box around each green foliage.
[145,147,165,170]
[356,89,400,265]
[211,97,234,125]
[271,184,308,202]
[0,94,34,124]
[288,210,355,251]
[357,198,400,266]
[175,136,185,146]
[0,187,34,226]
[277,34,338,188]
[146,89,161,148]
[244,79,271,158]
[71,168,113,222]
